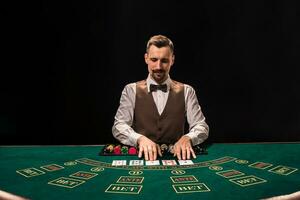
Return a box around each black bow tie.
[150,84,168,92]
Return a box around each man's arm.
[112,83,143,147]
[173,84,209,160]
[184,85,209,145]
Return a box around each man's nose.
[154,61,162,69]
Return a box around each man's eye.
[150,58,158,62]
[161,59,169,63]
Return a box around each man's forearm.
[112,122,142,147]
[186,123,209,146]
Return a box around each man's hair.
[146,35,174,54]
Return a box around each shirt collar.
[146,74,171,93]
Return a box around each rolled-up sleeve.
[184,85,209,145]
[112,83,143,147]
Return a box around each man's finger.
[177,151,182,160]
[186,146,191,160]
[144,147,149,161]
[148,146,154,161]
[181,146,186,160]
[138,147,143,158]
[157,144,162,157]
[152,146,158,161]
[190,147,197,159]
[175,145,181,160]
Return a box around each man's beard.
[151,70,166,83]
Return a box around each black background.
[2,1,300,145]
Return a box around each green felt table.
[0,143,299,200]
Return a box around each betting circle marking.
[209,165,223,171]
[64,161,77,166]
[235,160,249,164]
[91,167,105,172]
[129,171,143,175]
[171,170,186,175]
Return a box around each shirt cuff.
[129,132,144,147]
[185,132,205,146]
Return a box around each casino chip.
[100,143,138,156]
[128,147,137,155]
[193,144,208,155]
[113,145,121,155]
[160,144,168,155]
[104,144,114,153]
[121,146,128,154]
[168,144,174,154]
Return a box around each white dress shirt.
[112,74,209,147]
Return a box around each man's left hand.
[173,135,196,160]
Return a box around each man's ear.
[144,53,148,64]
[172,54,175,65]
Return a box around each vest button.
[158,127,162,131]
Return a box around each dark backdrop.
[2,1,300,145]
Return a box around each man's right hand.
[137,136,162,161]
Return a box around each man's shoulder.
[123,82,135,89]
[123,80,146,92]
[171,80,194,89]
[171,80,184,86]
[122,82,136,94]
[136,80,146,86]
[135,80,147,91]
[183,83,195,90]
[171,80,196,94]
[169,80,184,93]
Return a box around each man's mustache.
[153,69,165,73]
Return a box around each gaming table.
[0,143,299,200]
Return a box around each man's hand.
[173,135,196,160]
[137,136,162,161]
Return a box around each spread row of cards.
[111,160,194,166]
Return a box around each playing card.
[129,160,144,166]
[145,160,160,166]
[112,160,127,166]
[162,160,177,166]
[178,160,194,165]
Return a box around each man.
[112,35,209,161]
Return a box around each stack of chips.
[113,145,121,154]
[102,143,207,156]
[168,144,174,154]
[101,144,140,156]
[104,144,114,153]
[160,144,168,155]
[193,144,208,155]
[128,147,137,155]
[121,146,128,154]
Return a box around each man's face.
[145,45,174,84]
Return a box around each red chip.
[128,147,137,155]
[114,145,121,154]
